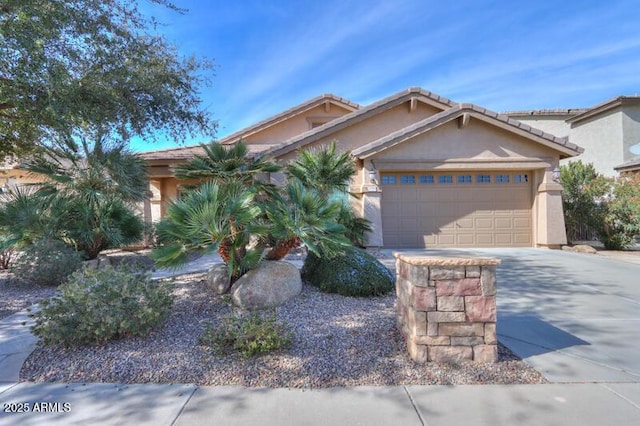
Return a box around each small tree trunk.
[265,237,300,260]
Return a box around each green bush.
[30,266,173,346]
[200,312,292,357]
[302,246,394,297]
[12,238,84,286]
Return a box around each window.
[495,174,510,183]
[419,175,434,184]
[476,174,491,184]
[400,175,416,184]
[438,175,453,184]
[457,175,472,184]
[382,175,396,184]
[514,174,529,183]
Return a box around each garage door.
[380,171,532,248]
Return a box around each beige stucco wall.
[239,103,353,145]
[623,105,640,162]
[569,110,624,177]
[371,119,560,164]
[277,102,443,162]
[510,115,572,139]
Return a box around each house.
[614,157,640,176]
[139,87,583,249]
[506,96,640,177]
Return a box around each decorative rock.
[473,345,498,363]
[573,244,598,254]
[465,266,481,278]
[480,266,496,296]
[437,295,464,312]
[207,264,231,295]
[465,296,497,322]
[411,286,436,311]
[430,266,466,280]
[435,278,482,296]
[427,311,466,323]
[98,256,112,269]
[484,323,497,345]
[231,261,302,310]
[438,323,484,337]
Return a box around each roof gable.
[263,87,455,158]
[352,103,583,160]
[567,96,640,124]
[218,93,359,145]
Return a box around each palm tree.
[173,140,281,198]
[17,135,148,258]
[152,181,266,280]
[286,140,355,198]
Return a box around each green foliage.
[12,238,83,286]
[1,0,215,158]
[560,161,608,241]
[0,139,148,259]
[287,141,355,198]
[561,161,640,250]
[596,175,640,250]
[152,181,266,280]
[199,312,292,357]
[0,235,14,270]
[336,203,373,248]
[30,266,173,346]
[302,246,393,297]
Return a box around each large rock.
[207,264,231,294]
[230,261,302,310]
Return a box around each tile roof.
[614,157,640,172]
[138,143,275,162]
[352,103,583,160]
[262,87,456,158]
[567,96,640,124]
[504,109,588,117]
[218,93,359,145]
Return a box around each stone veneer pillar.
[395,253,501,363]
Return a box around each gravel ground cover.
[20,272,545,387]
[0,272,56,320]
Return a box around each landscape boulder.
[207,263,231,294]
[230,261,302,310]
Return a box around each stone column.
[395,254,500,363]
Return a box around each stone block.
[465,296,496,322]
[451,336,485,346]
[407,310,427,336]
[427,322,439,336]
[411,286,436,311]
[428,346,473,363]
[430,266,466,280]
[465,266,481,278]
[435,278,482,296]
[473,345,498,363]
[407,339,428,363]
[410,265,430,286]
[480,266,496,296]
[396,277,410,306]
[427,311,466,323]
[484,323,497,345]
[438,323,484,337]
[437,295,464,312]
[414,335,451,346]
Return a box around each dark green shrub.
[336,204,372,248]
[302,246,393,297]
[30,266,173,346]
[12,238,83,286]
[200,312,292,357]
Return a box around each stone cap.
[393,253,501,266]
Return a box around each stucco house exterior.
[507,96,640,177]
[139,87,583,249]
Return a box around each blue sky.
[131,0,640,152]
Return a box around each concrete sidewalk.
[1,382,640,425]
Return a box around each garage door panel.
[381,171,532,248]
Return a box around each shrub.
[30,266,173,346]
[200,312,292,357]
[302,246,394,297]
[12,238,84,286]
[596,175,640,250]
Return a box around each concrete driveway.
[382,248,640,383]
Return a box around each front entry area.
[380,171,533,248]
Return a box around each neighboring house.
[614,157,640,176]
[0,159,42,193]
[507,96,640,177]
[139,87,583,249]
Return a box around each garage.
[380,171,533,248]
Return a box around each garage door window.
[514,174,528,183]
[382,175,396,184]
[419,175,434,184]
[438,175,453,184]
[495,174,510,183]
[476,174,491,184]
[400,175,416,184]
[457,175,472,184]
